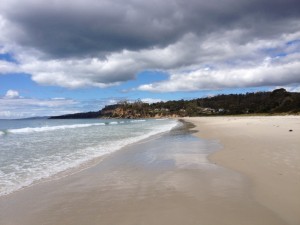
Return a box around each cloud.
[140,98,163,104]
[1,0,300,58]
[0,96,79,119]
[0,0,300,91]
[0,95,132,119]
[4,89,19,98]
[286,86,300,92]
[138,56,300,92]
[274,85,300,93]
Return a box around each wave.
[7,123,106,134]
[130,119,146,123]
[0,120,179,196]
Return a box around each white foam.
[109,122,118,125]
[0,119,179,196]
[130,119,146,123]
[7,123,105,134]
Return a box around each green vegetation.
[50,88,300,119]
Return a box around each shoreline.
[183,116,300,225]
[0,118,180,198]
[0,118,287,225]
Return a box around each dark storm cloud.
[1,0,184,58]
[1,0,300,91]
[2,0,300,58]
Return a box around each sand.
[184,116,300,225]
[0,119,295,225]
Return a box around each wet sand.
[184,116,300,225]
[0,121,288,225]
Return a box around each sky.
[0,0,300,118]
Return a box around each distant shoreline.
[49,88,300,119]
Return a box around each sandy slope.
[184,116,300,225]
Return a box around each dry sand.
[184,116,300,225]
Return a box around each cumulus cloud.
[4,89,20,98]
[0,0,300,91]
[138,56,300,92]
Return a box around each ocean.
[0,118,178,196]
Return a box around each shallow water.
[0,121,286,225]
[0,118,178,196]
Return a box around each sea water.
[0,118,178,196]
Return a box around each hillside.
[49,88,300,119]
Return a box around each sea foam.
[130,119,146,123]
[7,123,106,134]
[0,119,179,196]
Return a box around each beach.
[0,118,293,225]
[184,116,300,225]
